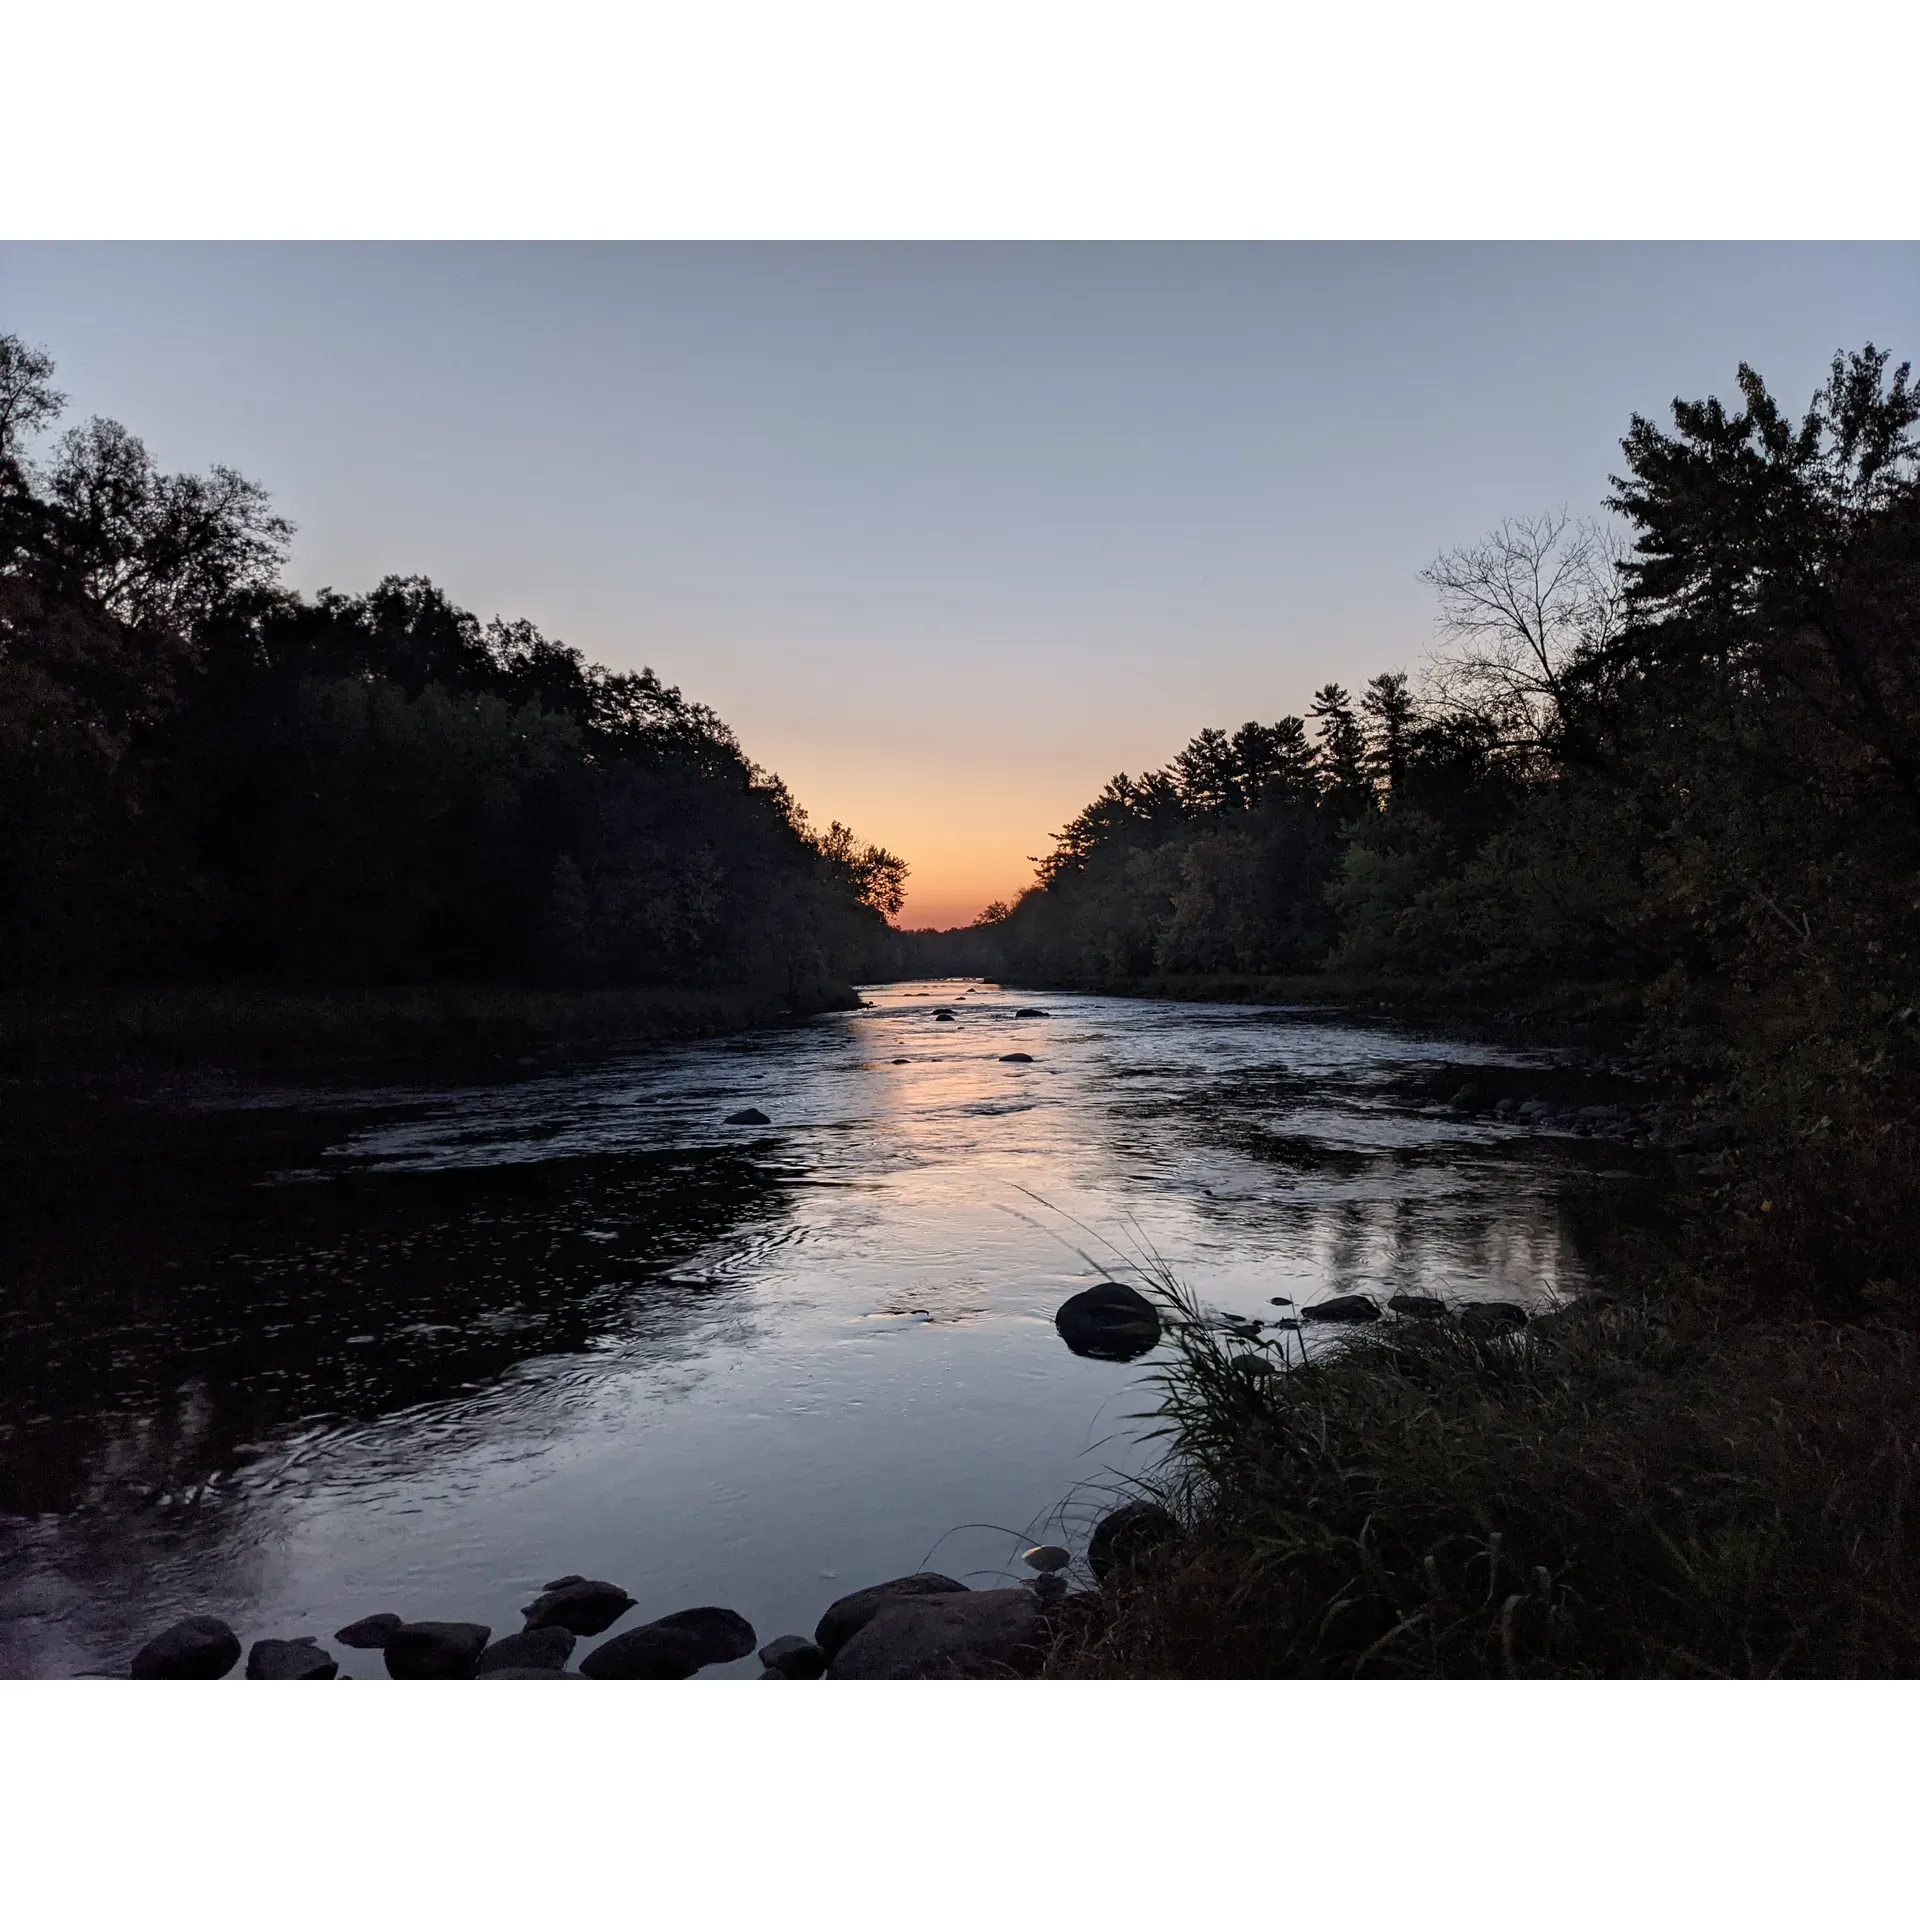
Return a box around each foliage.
[0,337,905,1001]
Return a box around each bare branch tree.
[0,334,67,457]
[1420,510,1625,756]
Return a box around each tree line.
[0,336,906,1004]
[975,342,1920,1301]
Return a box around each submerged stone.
[1300,1294,1382,1324]
[725,1108,770,1126]
[1000,1052,1034,1063]
[1388,1292,1450,1320]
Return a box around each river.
[0,980,1639,1677]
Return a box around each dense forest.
[980,345,1920,1292]
[1018,345,1920,1679]
[0,335,905,1015]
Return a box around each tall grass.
[1051,1254,1920,1678]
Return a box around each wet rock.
[1230,1352,1275,1376]
[1517,1099,1552,1120]
[828,1586,1046,1680]
[478,1626,576,1674]
[1021,1545,1070,1575]
[725,1107,770,1126]
[1000,1052,1034,1063]
[891,1057,911,1065]
[1494,1098,1518,1116]
[1054,1280,1161,1362]
[579,1607,757,1679]
[1087,1502,1183,1590]
[245,1636,338,1680]
[1300,1294,1382,1324]
[1448,1085,1483,1111]
[934,1011,954,1022]
[478,1667,587,1679]
[815,1572,970,1657]
[1388,1292,1450,1320]
[131,1616,241,1680]
[758,1634,828,1679]
[1031,1572,1068,1603]
[1459,1301,1530,1336]
[335,1611,404,1650]
[521,1578,635,1637]
[541,1574,588,1591]
[1014,1008,1050,1019]
[383,1621,492,1680]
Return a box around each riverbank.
[1048,1152,1920,1678]
[0,979,862,1078]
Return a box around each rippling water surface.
[0,982,1635,1676]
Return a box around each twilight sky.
[3,243,1914,926]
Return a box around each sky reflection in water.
[0,982,1625,1677]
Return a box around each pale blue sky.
[3,243,1913,923]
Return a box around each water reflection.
[1,981,1638,1677]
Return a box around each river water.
[0,981,1636,1677]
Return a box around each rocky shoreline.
[109,1251,1582,1682]
[115,1506,1194,1680]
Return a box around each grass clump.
[1051,1255,1920,1679]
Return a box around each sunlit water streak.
[0,981,1627,1677]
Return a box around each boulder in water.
[579,1607,757,1679]
[1000,1052,1034,1064]
[1300,1294,1382,1324]
[131,1616,241,1680]
[383,1621,492,1680]
[521,1578,635,1637]
[1388,1292,1450,1320]
[1021,1546,1070,1575]
[335,1611,403,1650]
[815,1573,970,1657]
[828,1586,1046,1680]
[478,1667,587,1679]
[1014,1009,1050,1019]
[934,1011,954,1022]
[758,1634,828,1679]
[479,1626,577,1674]
[725,1107,770,1126]
[246,1636,338,1680]
[1055,1280,1161,1361]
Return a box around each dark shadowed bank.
[0,978,861,1076]
[0,335,906,1076]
